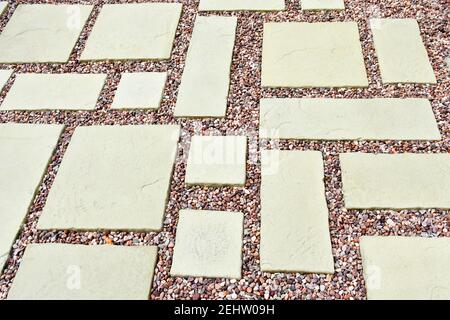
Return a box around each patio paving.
[301,0,345,10]
[199,0,285,11]
[0,69,12,91]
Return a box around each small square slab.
[111,72,167,110]
[38,125,180,231]
[199,0,285,11]
[0,4,93,63]
[262,22,368,87]
[171,210,243,279]
[7,244,158,300]
[302,0,345,10]
[81,3,182,61]
[185,136,247,186]
[0,69,13,92]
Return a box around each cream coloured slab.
[1,73,106,110]
[170,210,243,279]
[360,236,450,300]
[0,2,8,15]
[261,22,368,87]
[370,19,436,84]
[0,124,63,270]
[0,4,93,63]
[111,72,167,110]
[260,150,334,274]
[0,69,13,92]
[38,125,180,231]
[340,153,450,209]
[301,0,345,10]
[7,244,158,300]
[80,3,182,61]
[199,0,285,11]
[174,16,237,118]
[259,98,441,140]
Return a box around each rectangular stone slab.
[7,244,158,300]
[0,69,13,92]
[0,124,64,270]
[370,19,436,84]
[174,16,237,118]
[199,0,285,11]
[340,153,450,209]
[360,236,450,300]
[260,150,334,273]
[1,73,107,110]
[301,0,345,10]
[260,98,441,140]
[38,125,180,231]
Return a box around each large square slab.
[301,0,345,10]
[7,244,158,300]
[0,124,64,270]
[170,210,243,279]
[0,4,93,63]
[261,22,368,87]
[360,236,450,300]
[38,125,180,231]
[185,136,247,186]
[199,0,285,11]
[80,3,182,61]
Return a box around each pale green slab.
[199,0,285,11]
[302,0,345,10]
[0,69,13,92]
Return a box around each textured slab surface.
[302,0,345,10]
[199,0,285,11]
[260,98,441,140]
[0,4,93,63]
[171,210,243,279]
[185,136,247,186]
[360,236,450,300]
[81,3,182,61]
[111,72,167,110]
[0,124,63,270]
[8,244,158,300]
[38,125,180,231]
[0,69,13,92]
[262,22,368,87]
[174,16,237,117]
[260,150,334,273]
[370,19,436,83]
[340,153,450,209]
[1,73,106,110]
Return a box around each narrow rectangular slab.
[1,73,107,110]
[199,0,285,11]
[360,236,450,300]
[8,244,158,300]
[340,153,450,209]
[370,19,436,84]
[260,98,441,140]
[174,16,237,118]
[302,0,345,10]
[260,150,334,274]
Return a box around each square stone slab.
[360,236,450,300]
[370,19,436,84]
[260,98,441,140]
[80,3,182,61]
[111,72,167,110]
[185,136,247,186]
[0,124,64,270]
[0,4,93,63]
[38,125,180,231]
[170,210,243,279]
[0,69,13,92]
[199,0,285,11]
[174,16,237,118]
[262,22,368,88]
[0,2,8,15]
[7,244,158,300]
[260,150,334,274]
[301,0,345,10]
[1,73,106,111]
[340,153,450,209]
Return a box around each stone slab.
[0,69,13,92]
[260,150,334,273]
[199,0,285,11]
[7,244,158,300]
[261,22,368,87]
[80,3,182,61]
[360,236,450,300]
[38,125,180,231]
[174,16,237,118]
[340,153,450,209]
[0,124,64,270]
[259,98,441,140]
[370,19,436,84]
[170,209,243,279]
[0,4,93,63]
[302,0,345,10]
[1,73,106,110]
